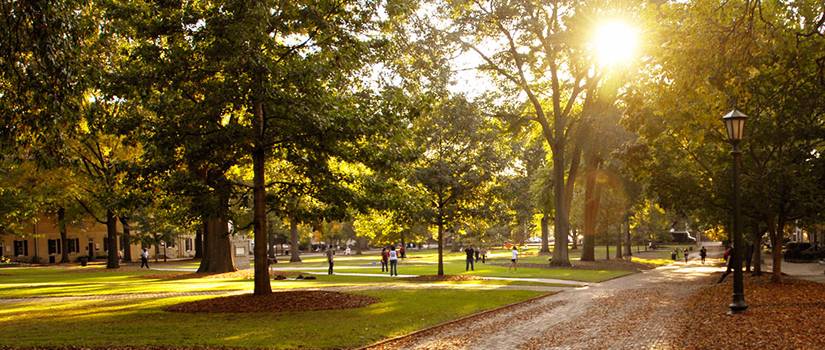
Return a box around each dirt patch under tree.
[165,291,378,313]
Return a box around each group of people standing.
[380,245,402,276]
[463,246,489,271]
[670,247,693,263]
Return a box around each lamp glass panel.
[735,118,746,140]
[725,120,735,140]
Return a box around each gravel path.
[365,263,723,350]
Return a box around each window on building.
[48,239,62,255]
[13,240,28,256]
[67,238,80,253]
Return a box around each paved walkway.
[366,262,723,350]
[766,259,825,284]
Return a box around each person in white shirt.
[509,246,519,272]
[140,248,150,269]
[388,246,399,276]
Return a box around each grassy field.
[0,266,570,298]
[268,247,672,283]
[0,245,677,349]
[0,288,544,349]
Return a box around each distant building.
[0,215,197,263]
[669,229,696,243]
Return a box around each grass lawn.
[330,263,630,282]
[0,288,545,349]
[275,248,640,283]
[0,266,567,298]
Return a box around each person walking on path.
[388,246,399,276]
[474,248,480,262]
[326,247,335,275]
[465,246,475,271]
[683,248,689,263]
[700,246,707,264]
[380,247,388,272]
[481,247,487,263]
[671,249,677,261]
[509,246,519,272]
[139,248,150,269]
[717,245,734,283]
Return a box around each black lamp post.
[161,241,167,263]
[722,108,748,314]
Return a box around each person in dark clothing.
[474,248,480,262]
[717,246,734,283]
[683,248,689,263]
[671,250,677,260]
[326,248,334,275]
[464,246,475,271]
[700,246,707,264]
[380,247,388,272]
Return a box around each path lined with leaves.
[365,263,723,350]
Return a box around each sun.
[592,20,640,67]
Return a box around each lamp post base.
[728,295,748,314]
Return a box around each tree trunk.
[581,158,602,261]
[106,209,119,269]
[770,215,785,283]
[120,216,132,262]
[400,231,407,258]
[437,217,444,276]
[197,199,237,273]
[355,236,366,255]
[251,100,271,295]
[154,237,160,262]
[751,225,762,276]
[194,225,203,259]
[550,147,571,266]
[540,214,551,254]
[624,215,632,259]
[289,217,301,262]
[58,207,69,264]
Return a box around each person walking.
[480,247,487,263]
[399,245,406,259]
[700,246,707,264]
[326,247,335,275]
[388,246,399,276]
[139,248,150,269]
[380,247,388,272]
[474,247,480,262]
[464,246,475,271]
[683,248,689,263]
[509,246,519,272]
[671,249,677,261]
[717,245,734,283]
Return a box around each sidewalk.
[366,263,723,350]
[766,259,825,283]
